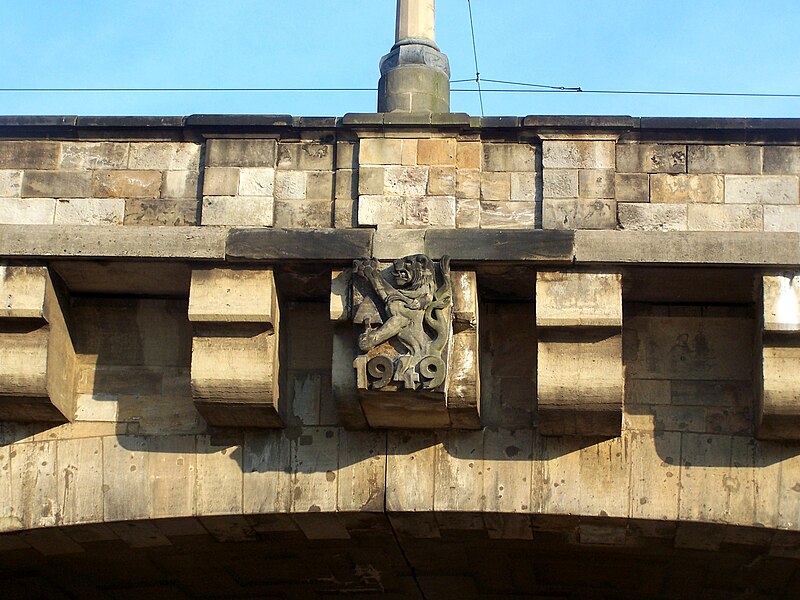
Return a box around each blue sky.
[1,0,798,117]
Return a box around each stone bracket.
[760,273,800,440]
[331,263,479,430]
[536,271,623,437]
[0,264,77,423]
[188,268,282,428]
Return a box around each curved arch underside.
[2,513,799,599]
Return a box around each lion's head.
[392,254,435,290]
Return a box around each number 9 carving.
[419,356,446,390]
[367,355,394,389]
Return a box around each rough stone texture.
[203,168,240,196]
[201,196,273,227]
[0,198,56,224]
[358,138,404,165]
[238,168,275,197]
[482,143,537,172]
[615,173,649,203]
[274,170,307,200]
[54,198,125,225]
[128,143,200,171]
[764,146,800,174]
[579,169,615,199]
[687,145,762,174]
[427,167,456,196]
[93,170,162,199]
[273,200,332,228]
[306,171,334,200]
[207,139,277,168]
[161,170,199,199]
[384,166,428,196]
[764,205,800,232]
[480,201,537,229]
[416,138,456,166]
[0,141,60,169]
[542,140,615,170]
[480,172,510,201]
[277,142,333,171]
[543,170,578,199]
[456,169,480,200]
[0,170,21,197]
[616,144,687,174]
[543,199,615,230]
[59,142,129,170]
[618,203,687,231]
[457,141,481,169]
[510,172,539,201]
[687,204,763,231]
[725,175,799,205]
[650,174,724,204]
[124,199,198,226]
[21,171,93,198]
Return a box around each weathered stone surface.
[357,167,384,196]
[455,199,480,228]
[21,171,92,198]
[59,142,129,170]
[274,170,307,200]
[542,140,615,170]
[480,172,511,201]
[615,173,649,203]
[384,166,428,196]
[687,204,763,231]
[54,198,125,225]
[128,142,200,170]
[124,199,198,226]
[0,198,56,224]
[372,229,426,259]
[424,229,574,262]
[427,167,456,196]
[616,144,687,174]
[725,175,799,205]
[334,169,355,200]
[161,170,199,199]
[618,203,687,231]
[189,268,276,324]
[405,196,456,228]
[537,272,622,328]
[277,142,333,171]
[542,199,615,230]
[417,138,456,166]
[650,174,723,204]
[764,146,800,174]
[306,171,334,200]
[543,169,578,199]
[579,169,615,199]
[457,141,481,169]
[456,169,480,200]
[0,141,60,169]
[764,274,800,332]
[480,201,537,229]
[273,200,332,228]
[201,196,273,227]
[203,167,239,196]
[226,228,373,261]
[93,170,162,199]
[510,172,539,201]
[482,143,537,172]
[206,139,277,168]
[764,205,800,232]
[334,198,357,228]
[0,265,46,318]
[358,195,404,226]
[688,145,762,174]
[0,170,21,197]
[238,168,275,197]
[358,138,403,165]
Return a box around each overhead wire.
[465,0,484,116]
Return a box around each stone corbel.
[331,255,480,429]
[759,273,800,440]
[0,264,77,423]
[188,268,282,428]
[536,271,623,437]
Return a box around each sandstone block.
[456,199,480,228]
[687,145,761,174]
[543,169,578,198]
[128,142,200,170]
[401,138,418,165]
[0,141,60,169]
[189,268,277,324]
[203,167,240,196]
[274,170,307,200]
[511,172,539,201]
[124,199,198,226]
[273,199,332,228]
[483,143,537,172]
[542,140,615,170]
[427,167,456,196]
[238,168,276,197]
[542,199,615,230]
[618,203,687,231]
[358,138,403,165]
[54,198,124,225]
[579,169,615,199]
[417,138,457,166]
[536,272,622,328]
[456,169,480,200]
[161,170,199,199]
[0,198,55,224]
[336,140,357,170]
[615,173,649,203]
[764,146,800,174]
[763,274,800,332]
[616,144,686,174]
[384,166,428,196]
[358,195,404,226]
[306,171,334,200]
[687,204,763,231]
[479,201,537,229]
[650,174,723,204]
[0,171,22,197]
[764,205,800,232]
[93,170,162,198]
[59,142,129,170]
[372,229,426,259]
[21,171,92,198]
[480,172,511,201]
[201,196,273,227]
[457,142,481,169]
[0,265,47,319]
[760,343,800,440]
[405,196,456,228]
[334,198,356,228]
[725,175,799,205]
[206,139,277,168]
[277,142,333,171]
[334,169,356,200]
[357,167,384,196]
